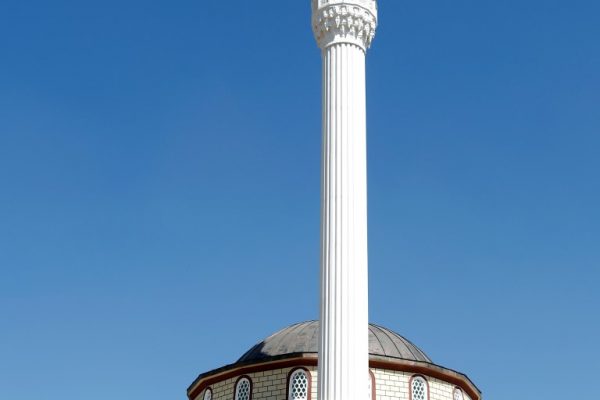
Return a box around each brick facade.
[195,367,470,400]
[372,369,470,400]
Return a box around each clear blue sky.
[1,1,598,399]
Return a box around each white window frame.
[288,369,309,400]
[410,375,429,400]
[235,376,252,400]
[368,370,375,400]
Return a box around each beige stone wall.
[195,366,468,400]
[372,368,468,400]
[196,366,317,400]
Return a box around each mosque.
[186,321,481,400]
[187,2,482,400]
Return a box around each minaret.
[311,1,378,400]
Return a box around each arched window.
[368,370,375,400]
[453,388,464,400]
[288,368,310,400]
[410,375,429,400]
[203,388,212,400]
[235,376,252,400]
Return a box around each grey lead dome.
[237,321,432,364]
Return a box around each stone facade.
[195,366,471,400]
[371,369,471,400]
[196,367,318,400]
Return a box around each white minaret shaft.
[312,2,377,400]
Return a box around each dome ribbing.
[237,321,431,364]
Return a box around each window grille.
[288,370,309,400]
[235,377,251,400]
[411,376,428,400]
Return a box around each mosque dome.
[237,320,432,364]
[188,320,482,400]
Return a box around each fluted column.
[311,2,377,400]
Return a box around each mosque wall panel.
[371,368,459,400]
[197,366,318,400]
[196,365,465,400]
